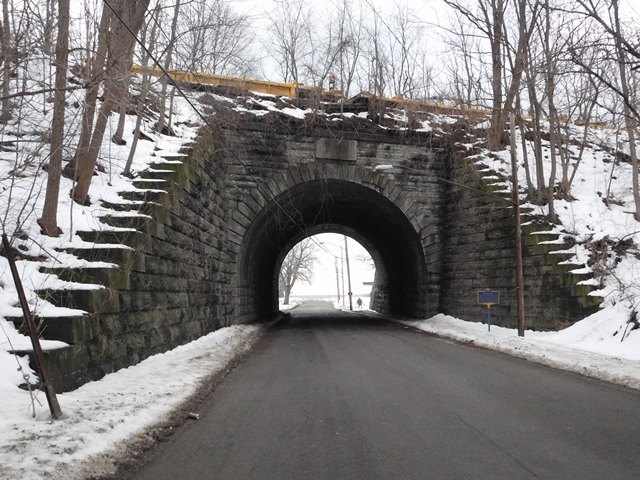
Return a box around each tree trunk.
[124,5,159,177]
[486,0,505,150]
[167,85,176,130]
[543,0,558,223]
[488,0,538,151]
[558,122,572,199]
[525,64,545,204]
[73,0,150,205]
[111,26,139,145]
[42,0,56,56]
[112,104,128,145]
[0,0,12,123]
[514,95,534,198]
[516,113,535,199]
[612,0,640,221]
[568,102,597,192]
[68,6,111,176]
[39,0,70,236]
[155,0,181,134]
[283,288,291,306]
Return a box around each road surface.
[129,301,640,479]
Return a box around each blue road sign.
[478,290,500,306]
[478,290,499,332]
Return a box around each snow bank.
[0,324,264,480]
[401,308,640,390]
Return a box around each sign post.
[477,290,499,332]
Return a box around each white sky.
[230,0,446,81]
[288,233,376,298]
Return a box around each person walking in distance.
[356,298,363,309]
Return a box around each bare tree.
[568,0,640,220]
[175,0,255,76]
[279,238,317,306]
[444,0,539,150]
[333,0,363,97]
[268,0,311,85]
[386,3,422,98]
[39,0,69,236]
[41,0,56,55]
[609,0,639,221]
[541,0,560,223]
[364,8,387,121]
[444,0,507,148]
[523,33,547,204]
[441,12,486,107]
[66,4,111,180]
[564,74,601,196]
[72,0,150,205]
[302,8,348,90]
[123,3,160,177]
[155,0,180,135]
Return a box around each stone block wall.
[439,153,600,330]
[9,116,602,392]
[10,132,239,391]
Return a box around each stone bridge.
[10,113,601,391]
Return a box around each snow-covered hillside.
[474,121,640,353]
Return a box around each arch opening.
[277,233,377,309]
[237,179,428,321]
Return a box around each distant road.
[129,301,640,480]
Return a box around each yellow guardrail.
[131,64,300,98]
[131,64,489,116]
[132,65,615,128]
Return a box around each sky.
[230,0,446,82]
[288,233,376,299]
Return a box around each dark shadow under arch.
[237,179,428,321]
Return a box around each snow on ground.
[0,324,264,480]
[0,77,230,480]
[0,78,200,358]
[479,122,640,311]
[469,121,640,365]
[279,296,308,311]
[399,308,640,390]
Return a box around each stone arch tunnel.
[236,179,428,321]
[23,116,603,391]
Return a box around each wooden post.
[509,113,526,337]
[2,233,62,418]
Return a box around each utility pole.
[510,112,526,336]
[334,257,341,302]
[344,235,353,310]
[340,245,345,307]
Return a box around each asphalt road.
[129,301,640,480]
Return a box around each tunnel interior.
[237,179,428,321]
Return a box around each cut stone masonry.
[8,116,602,391]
